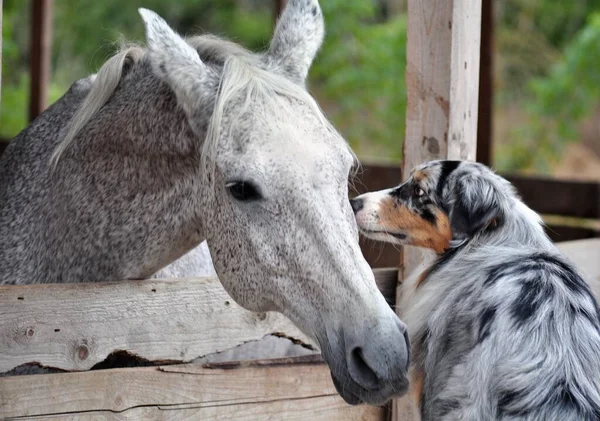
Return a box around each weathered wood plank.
[1,0,3,115]
[4,397,385,420]
[0,277,312,373]
[397,0,482,419]
[0,360,385,420]
[447,0,482,161]
[546,225,599,243]
[0,272,397,373]
[506,175,600,219]
[476,0,494,166]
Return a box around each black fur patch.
[570,303,600,327]
[477,305,497,343]
[436,399,461,417]
[419,207,437,225]
[436,160,461,199]
[511,278,554,325]
[484,264,509,287]
[390,184,411,202]
[497,389,527,417]
[450,192,498,238]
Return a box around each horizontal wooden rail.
[0,270,397,374]
[0,239,597,419]
[0,358,385,420]
[505,174,599,220]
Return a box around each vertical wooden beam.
[29,0,53,122]
[0,0,3,115]
[273,0,288,24]
[476,0,494,166]
[393,1,482,420]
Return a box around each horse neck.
[60,65,211,280]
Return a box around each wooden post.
[0,0,3,115]
[393,1,482,420]
[29,0,53,122]
[476,0,494,166]
[273,0,288,24]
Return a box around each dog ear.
[448,175,504,240]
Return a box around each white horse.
[0,1,409,404]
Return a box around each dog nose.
[350,198,363,213]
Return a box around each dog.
[351,160,600,420]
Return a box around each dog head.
[351,161,510,253]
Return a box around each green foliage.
[0,75,65,137]
[1,0,272,138]
[498,13,600,172]
[51,0,272,82]
[311,1,407,161]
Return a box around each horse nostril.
[350,198,364,213]
[347,347,380,390]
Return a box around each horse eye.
[414,187,426,198]
[226,181,262,201]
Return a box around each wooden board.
[0,358,385,420]
[28,0,53,121]
[1,0,3,115]
[506,175,600,219]
[398,0,482,419]
[0,272,397,374]
[0,277,312,373]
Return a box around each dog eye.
[414,187,426,198]
[226,181,262,201]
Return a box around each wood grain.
[0,277,312,373]
[0,271,397,374]
[4,397,385,420]
[397,1,482,419]
[0,360,385,420]
[506,174,600,219]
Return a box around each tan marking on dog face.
[378,197,452,253]
[413,170,427,183]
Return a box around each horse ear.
[138,8,211,117]
[266,0,325,85]
[448,175,504,240]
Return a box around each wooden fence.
[0,270,397,420]
[1,240,598,420]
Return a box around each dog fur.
[352,160,600,421]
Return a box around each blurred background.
[1,0,600,181]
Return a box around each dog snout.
[350,197,364,213]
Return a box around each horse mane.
[50,34,357,176]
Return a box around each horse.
[0,1,409,405]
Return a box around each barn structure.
[0,1,599,420]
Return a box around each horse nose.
[350,198,364,213]
[345,317,410,391]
